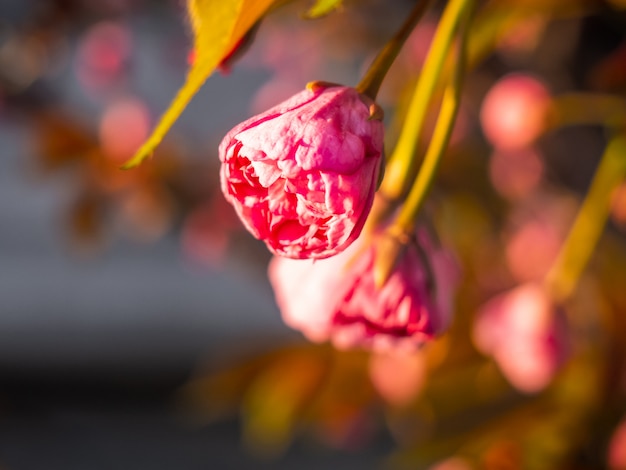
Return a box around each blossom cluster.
[219,82,459,352]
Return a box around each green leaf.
[304,0,343,19]
[122,0,276,169]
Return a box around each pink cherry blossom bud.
[480,73,551,150]
[268,228,460,352]
[473,283,569,393]
[219,83,384,259]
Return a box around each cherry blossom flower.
[268,229,459,351]
[473,283,569,393]
[220,83,384,259]
[480,73,551,150]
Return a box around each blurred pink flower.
[504,193,576,283]
[220,84,384,259]
[268,229,459,352]
[480,73,551,150]
[473,283,569,393]
[76,21,133,96]
[99,96,151,163]
[608,417,626,470]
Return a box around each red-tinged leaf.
[122,0,275,169]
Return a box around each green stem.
[356,0,432,100]
[393,0,473,236]
[372,2,472,287]
[547,93,626,131]
[380,0,475,201]
[392,32,466,234]
[545,134,626,302]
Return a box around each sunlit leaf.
[122,0,275,169]
[304,0,343,19]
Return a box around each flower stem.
[392,35,466,234]
[379,0,475,202]
[373,2,472,286]
[545,134,626,303]
[546,93,626,131]
[356,0,432,100]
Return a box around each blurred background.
[1,0,626,468]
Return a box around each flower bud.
[473,283,569,393]
[219,84,384,259]
[480,73,551,150]
[268,228,459,352]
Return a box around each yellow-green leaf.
[122,0,275,169]
[304,0,343,19]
